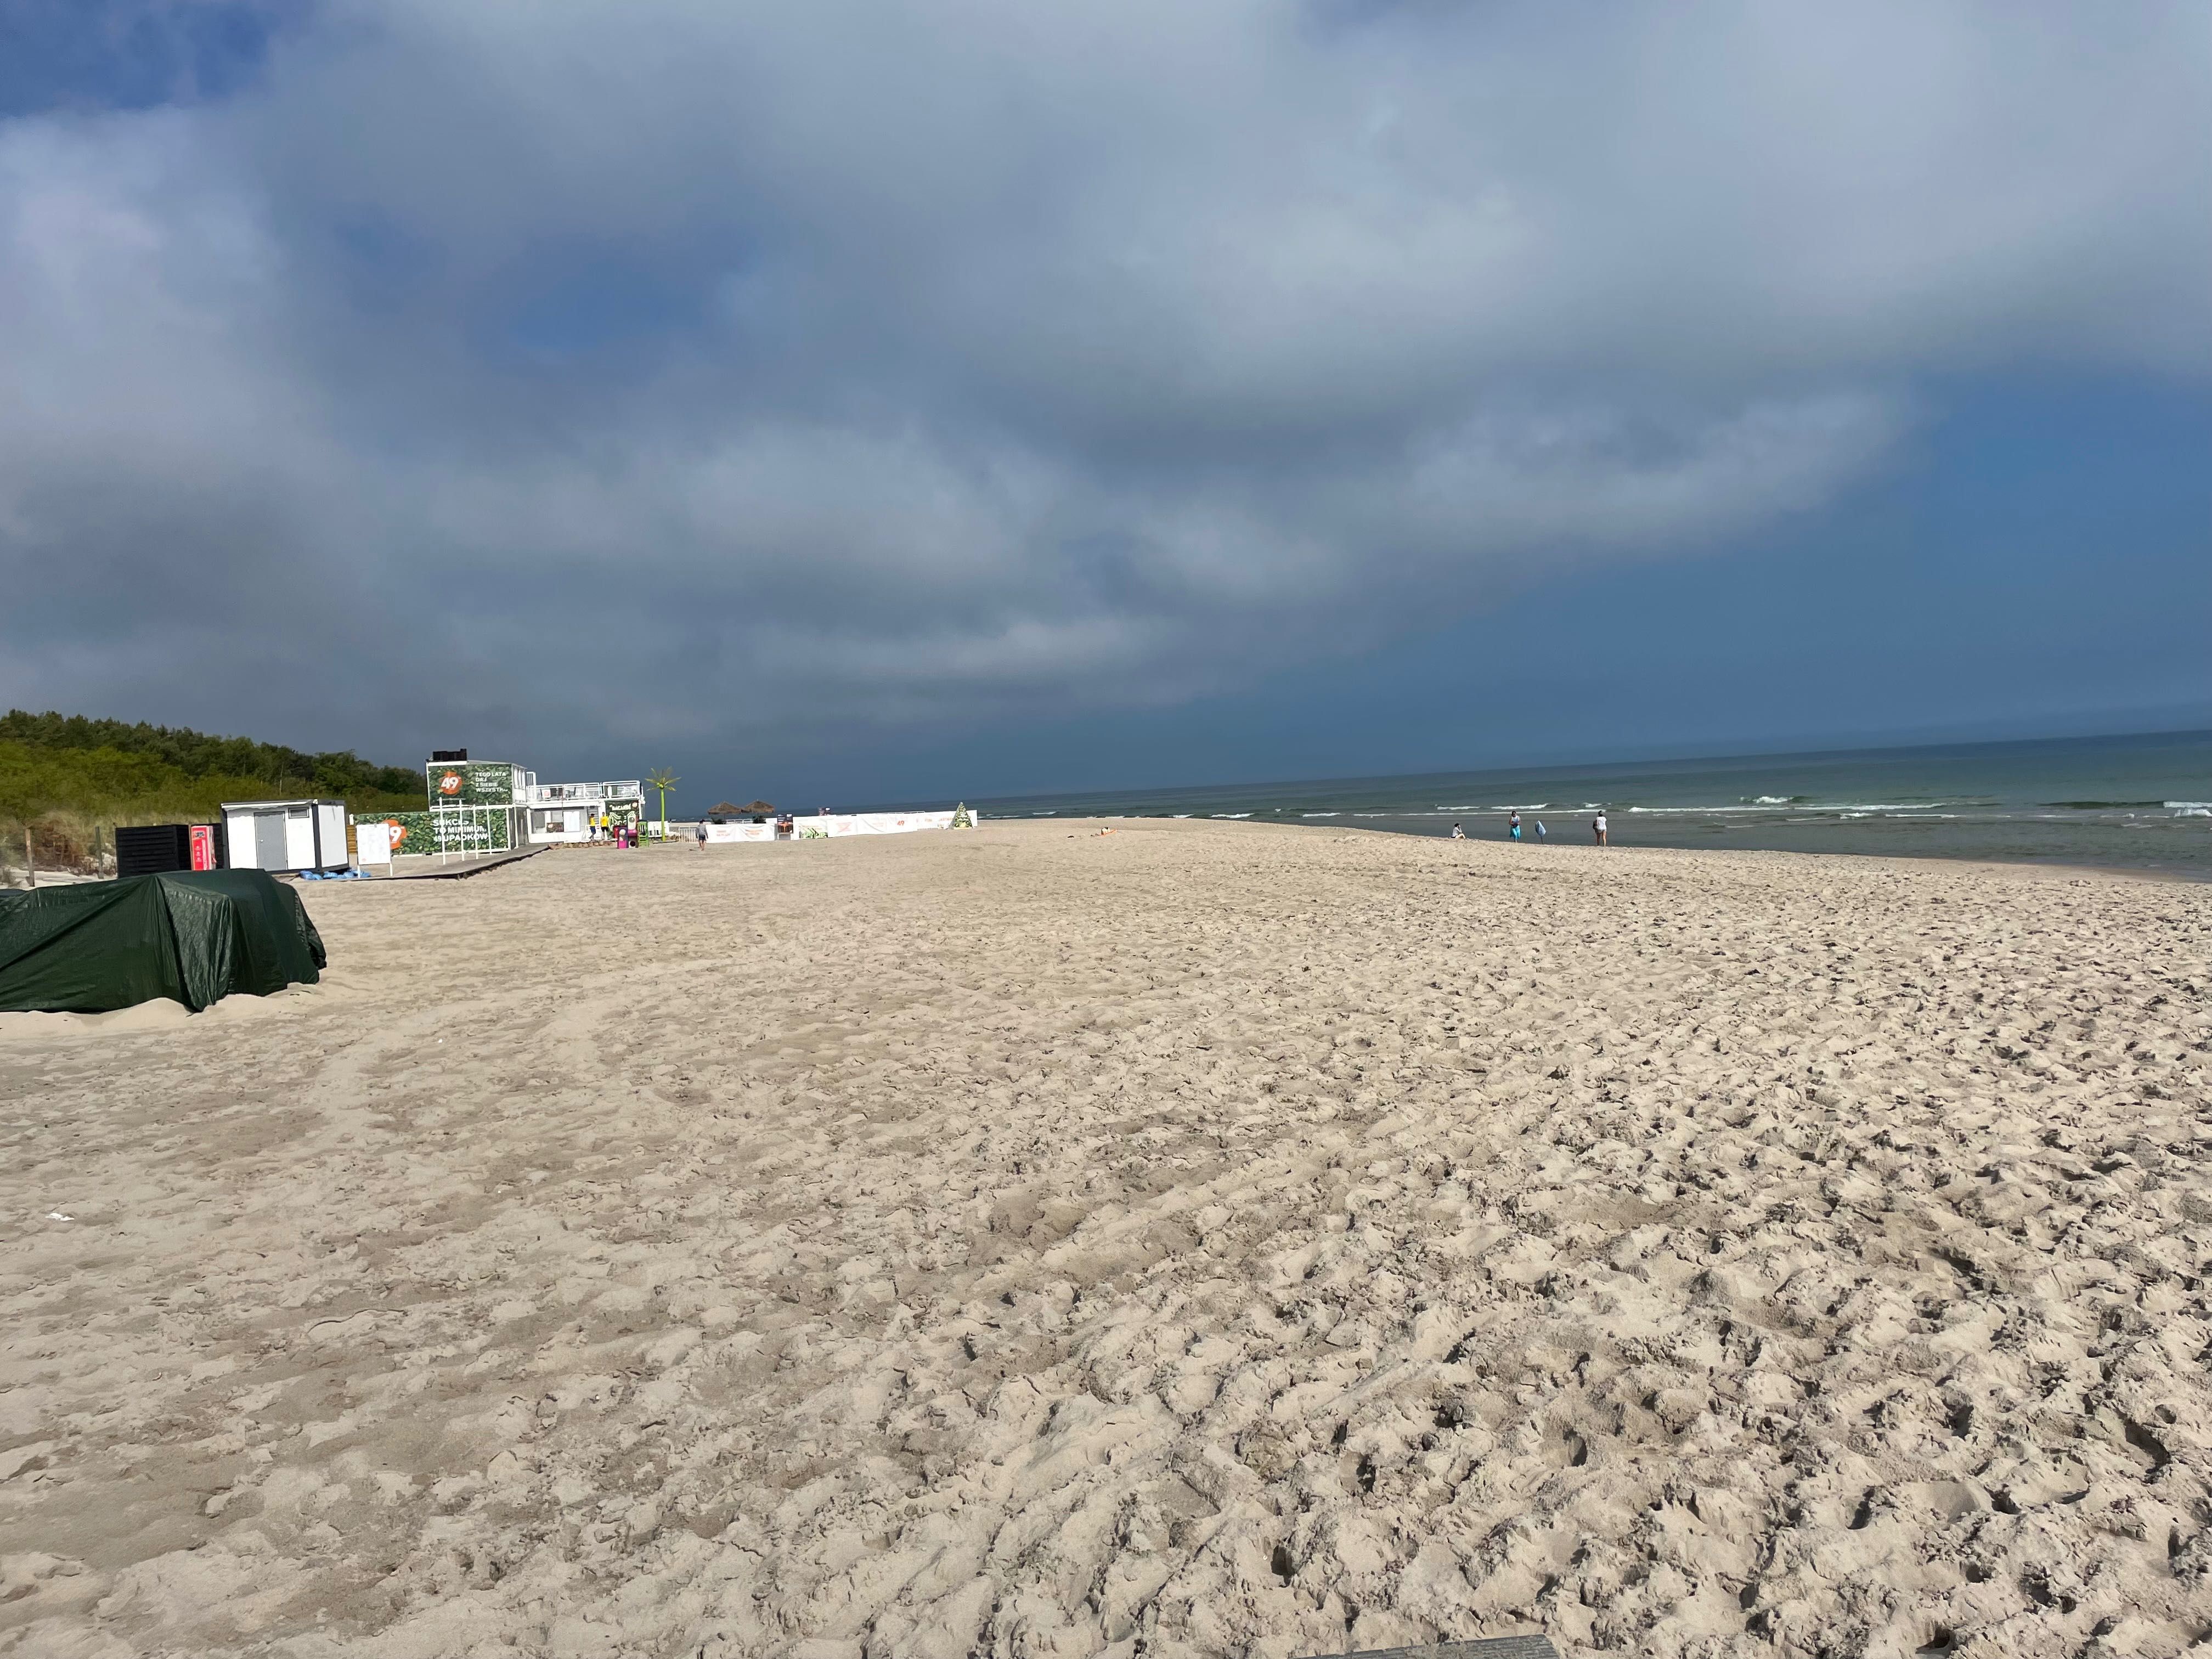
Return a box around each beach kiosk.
[222,799,349,874]
[524,778,645,844]
[348,751,648,862]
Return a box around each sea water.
[969,729,2212,878]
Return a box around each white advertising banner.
[793,811,962,837]
[355,821,393,864]
[700,811,971,843]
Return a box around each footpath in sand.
[2,821,2209,1659]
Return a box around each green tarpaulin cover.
[0,870,326,1014]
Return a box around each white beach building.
[525,779,646,843]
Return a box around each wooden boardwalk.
[372,848,544,881]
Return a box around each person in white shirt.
[1450,821,1465,839]
[1593,811,1608,846]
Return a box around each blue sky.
[2,3,2207,814]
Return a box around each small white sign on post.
[355,821,394,866]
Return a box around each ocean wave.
[2167,801,2212,810]
[1824,800,1967,812]
[1211,812,1253,819]
[1301,811,1340,817]
[1627,800,1963,815]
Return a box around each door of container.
[283,808,316,870]
[253,811,287,870]
[315,803,346,868]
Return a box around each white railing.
[526,781,644,805]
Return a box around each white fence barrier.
[797,811,962,837]
[697,810,972,844]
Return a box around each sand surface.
[2,821,2209,1658]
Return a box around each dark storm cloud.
[2,2,2207,765]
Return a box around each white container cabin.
[222,799,349,873]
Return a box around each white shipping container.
[221,798,350,873]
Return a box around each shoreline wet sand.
[4,820,2209,1657]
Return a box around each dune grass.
[1,712,427,879]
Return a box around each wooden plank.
[376,848,544,881]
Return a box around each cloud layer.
[3,2,2207,766]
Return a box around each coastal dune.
[3,821,2209,1658]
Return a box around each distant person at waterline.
[1509,810,1522,840]
[1593,812,1609,846]
[1450,821,1465,839]
[1535,820,1547,842]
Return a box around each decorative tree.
[646,768,679,832]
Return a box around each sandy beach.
[3,820,2208,1659]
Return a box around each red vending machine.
[189,823,221,871]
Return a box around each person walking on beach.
[1535,820,1547,842]
[1509,810,1522,840]
[695,821,708,852]
[1593,811,1608,846]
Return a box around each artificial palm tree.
[646,768,679,831]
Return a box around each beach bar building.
[525,779,645,844]
[348,751,651,865]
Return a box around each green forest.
[0,710,427,874]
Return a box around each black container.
[115,823,194,878]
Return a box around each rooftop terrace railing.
[524,781,644,805]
